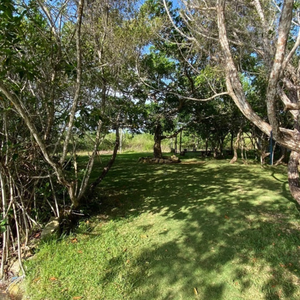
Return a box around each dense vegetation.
[0,0,299,291]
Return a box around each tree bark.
[266,0,294,141]
[60,0,84,164]
[217,0,272,137]
[288,151,300,205]
[216,0,300,152]
[153,123,163,158]
[154,134,163,158]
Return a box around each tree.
[165,0,300,203]
[137,0,221,158]
[0,0,153,277]
[0,0,89,277]
[188,97,246,157]
[138,49,187,158]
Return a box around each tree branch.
[266,0,294,139]
[216,0,272,136]
[61,0,84,164]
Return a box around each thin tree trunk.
[230,132,234,153]
[219,137,224,156]
[0,169,8,279]
[77,120,103,200]
[275,154,285,166]
[230,130,242,164]
[12,201,25,276]
[242,136,247,163]
[89,126,120,193]
[275,147,287,165]
[60,0,84,164]
[179,130,182,154]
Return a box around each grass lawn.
[24,153,300,300]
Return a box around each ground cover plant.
[24,153,300,299]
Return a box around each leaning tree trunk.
[288,151,300,205]
[89,126,120,193]
[230,130,242,164]
[275,147,288,166]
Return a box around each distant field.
[24,153,300,300]
[77,132,172,153]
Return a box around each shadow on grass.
[95,154,300,299]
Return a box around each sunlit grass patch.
[24,154,300,299]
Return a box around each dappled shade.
[26,153,300,299]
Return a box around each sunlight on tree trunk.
[288,151,300,205]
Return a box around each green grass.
[118,133,171,153]
[24,153,300,300]
[79,132,171,153]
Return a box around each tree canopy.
[0,0,299,278]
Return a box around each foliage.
[0,0,160,277]
[1,0,300,285]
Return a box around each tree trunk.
[219,138,223,156]
[153,138,163,158]
[260,151,270,165]
[230,132,234,153]
[179,130,182,154]
[216,0,300,152]
[288,151,300,205]
[275,147,288,165]
[89,126,120,193]
[274,153,285,166]
[153,124,163,159]
[230,130,242,164]
[213,147,218,158]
